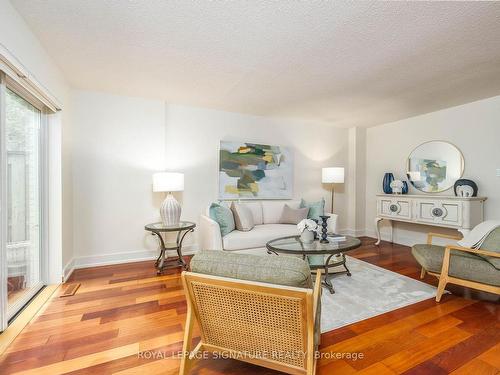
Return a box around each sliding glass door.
[1,74,46,330]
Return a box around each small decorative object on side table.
[319,215,330,243]
[145,221,196,274]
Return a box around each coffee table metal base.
[312,253,351,294]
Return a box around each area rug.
[320,256,437,333]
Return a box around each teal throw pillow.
[209,203,235,236]
[300,198,325,221]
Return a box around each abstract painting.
[408,158,447,192]
[219,141,293,199]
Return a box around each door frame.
[0,71,7,331]
[0,72,49,329]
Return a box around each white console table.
[375,194,487,245]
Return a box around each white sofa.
[199,200,339,255]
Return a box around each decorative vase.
[383,173,394,194]
[454,179,478,197]
[402,181,409,194]
[300,229,315,244]
[160,193,181,226]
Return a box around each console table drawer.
[415,200,462,226]
[378,197,412,220]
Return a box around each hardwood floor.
[1,237,498,374]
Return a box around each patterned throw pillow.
[300,198,325,221]
[209,203,235,236]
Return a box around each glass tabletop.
[145,221,196,232]
[266,235,361,255]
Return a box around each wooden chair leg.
[436,247,451,303]
[436,276,447,302]
[179,308,195,375]
[420,267,426,279]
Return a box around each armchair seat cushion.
[190,250,313,288]
[412,244,500,287]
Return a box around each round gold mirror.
[406,141,464,193]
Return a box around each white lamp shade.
[322,167,344,183]
[152,172,184,192]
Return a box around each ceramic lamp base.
[160,193,181,226]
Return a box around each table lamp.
[322,167,344,214]
[153,172,184,226]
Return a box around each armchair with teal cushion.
[411,228,500,302]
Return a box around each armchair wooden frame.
[423,232,500,302]
[180,271,322,375]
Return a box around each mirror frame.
[406,140,464,194]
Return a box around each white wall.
[165,105,349,249]
[365,95,500,245]
[70,92,349,265]
[71,90,166,267]
[0,0,71,282]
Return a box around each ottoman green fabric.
[411,244,500,287]
[189,250,321,345]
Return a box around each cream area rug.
[320,256,437,333]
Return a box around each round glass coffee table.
[266,235,362,294]
[145,221,196,274]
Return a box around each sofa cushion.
[411,244,500,286]
[479,227,500,270]
[190,250,313,288]
[280,204,309,225]
[230,202,255,231]
[300,198,325,221]
[223,224,298,251]
[209,203,235,237]
[240,201,263,225]
[262,200,301,224]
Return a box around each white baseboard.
[339,228,367,237]
[62,258,75,282]
[73,245,199,269]
[364,229,420,247]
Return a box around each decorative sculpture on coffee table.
[319,215,330,243]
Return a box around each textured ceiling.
[11,0,500,127]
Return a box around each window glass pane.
[5,88,42,309]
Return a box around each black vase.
[383,173,394,194]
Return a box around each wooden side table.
[145,221,196,274]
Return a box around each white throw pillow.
[280,204,309,225]
[262,200,301,224]
[230,202,255,231]
[241,201,263,225]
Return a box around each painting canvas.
[409,158,447,192]
[219,141,293,199]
